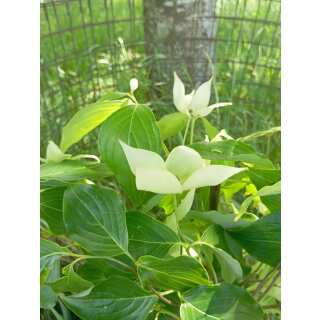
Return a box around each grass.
[40,0,280,164]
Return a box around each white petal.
[196,102,233,116]
[175,189,195,221]
[119,140,165,174]
[188,77,213,112]
[176,91,194,114]
[182,165,247,190]
[195,107,213,117]
[173,72,185,112]
[208,102,233,109]
[136,167,183,194]
[165,146,204,180]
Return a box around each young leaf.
[99,104,162,205]
[137,255,209,291]
[60,100,124,152]
[228,212,281,267]
[63,184,128,257]
[157,112,188,140]
[181,284,264,320]
[60,275,158,320]
[126,211,179,259]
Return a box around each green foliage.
[40,78,280,319]
[98,104,162,205]
[63,184,128,257]
[181,284,264,319]
[60,275,158,320]
[60,99,128,152]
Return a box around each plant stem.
[189,117,196,144]
[149,285,180,307]
[262,303,281,310]
[129,93,138,104]
[182,116,191,145]
[240,262,263,287]
[253,262,280,296]
[173,195,187,253]
[258,270,281,302]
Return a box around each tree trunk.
[144,0,217,88]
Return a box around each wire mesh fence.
[40,0,280,160]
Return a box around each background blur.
[40,0,280,163]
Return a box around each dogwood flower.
[119,141,246,195]
[173,72,232,117]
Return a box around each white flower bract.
[119,140,246,195]
[173,72,232,117]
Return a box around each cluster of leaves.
[40,76,281,320]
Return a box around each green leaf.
[201,118,219,140]
[40,186,66,235]
[126,211,179,259]
[195,227,243,283]
[40,160,113,184]
[190,140,274,168]
[40,239,72,262]
[181,284,264,320]
[76,261,107,283]
[60,275,158,320]
[137,255,209,291]
[97,91,130,102]
[49,264,94,293]
[41,258,60,309]
[63,184,128,257]
[40,243,68,286]
[99,104,162,205]
[157,112,188,140]
[60,100,124,152]
[247,168,281,190]
[228,212,281,267]
[187,210,257,230]
[196,229,243,283]
[212,247,243,283]
[40,240,71,308]
[238,181,281,218]
[140,194,165,213]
